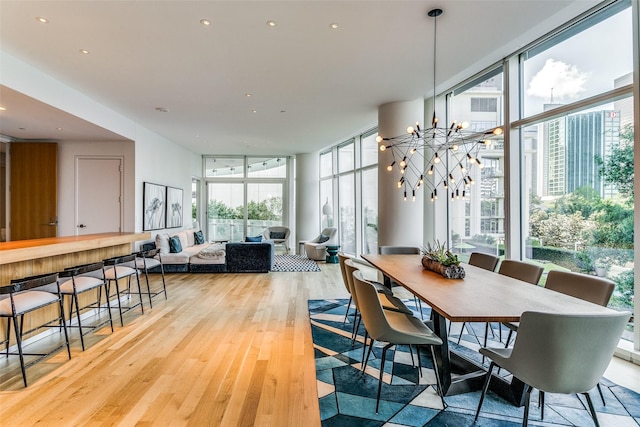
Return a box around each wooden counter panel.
[0,232,150,265]
[0,232,150,285]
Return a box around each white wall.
[134,126,201,243]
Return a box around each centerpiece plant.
[421,240,465,279]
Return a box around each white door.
[76,157,123,235]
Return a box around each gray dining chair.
[452,252,500,345]
[475,310,630,427]
[378,246,425,318]
[352,272,446,413]
[344,259,412,345]
[499,260,544,346]
[544,270,616,405]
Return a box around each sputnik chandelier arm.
[376,7,504,202]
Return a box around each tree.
[598,124,634,198]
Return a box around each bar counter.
[0,232,151,284]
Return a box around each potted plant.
[421,240,466,279]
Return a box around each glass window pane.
[361,131,379,167]
[338,173,355,254]
[523,100,634,339]
[247,157,286,178]
[320,179,333,229]
[320,152,333,178]
[206,182,244,242]
[204,157,244,178]
[191,178,199,229]
[361,168,378,254]
[448,72,505,261]
[338,141,354,173]
[522,7,632,117]
[247,183,283,237]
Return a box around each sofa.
[142,229,274,273]
[304,227,338,260]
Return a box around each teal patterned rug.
[310,298,640,426]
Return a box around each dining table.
[361,253,619,406]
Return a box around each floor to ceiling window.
[447,71,505,259]
[203,156,289,242]
[516,0,634,339]
[320,129,378,256]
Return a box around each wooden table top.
[0,232,151,265]
[362,254,616,323]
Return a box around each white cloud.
[527,58,589,101]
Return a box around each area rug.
[271,254,321,272]
[310,298,640,427]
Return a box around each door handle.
[78,224,87,228]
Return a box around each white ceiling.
[0,0,600,155]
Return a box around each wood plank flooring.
[1,264,344,426]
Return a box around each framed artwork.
[166,186,184,228]
[143,182,166,231]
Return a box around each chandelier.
[376,8,503,202]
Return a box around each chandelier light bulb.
[493,127,503,135]
[468,176,475,185]
[419,175,424,185]
[400,168,405,175]
[376,135,383,143]
[410,147,417,154]
[434,153,440,163]
[407,126,414,134]
[443,180,448,189]
[460,163,466,173]
[387,161,395,172]
[404,191,407,201]
[428,165,434,175]
[451,144,459,151]
[449,173,455,183]
[461,121,469,129]
[379,144,386,151]
[412,190,416,202]
[400,157,407,167]
[434,189,438,200]
[484,139,491,145]
[430,192,434,202]
[477,159,484,168]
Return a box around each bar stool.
[0,273,71,387]
[134,248,167,306]
[103,254,144,326]
[58,261,113,350]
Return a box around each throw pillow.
[317,233,330,243]
[194,230,205,245]
[169,235,183,253]
[245,235,262,242]
[270,231,286,240]
[155,233,170,255]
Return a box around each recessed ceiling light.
[252,109,257,113]
[155,107,169,113]
[0,107,6,111]
[80,49,90,54]
[266,20,276,27]
[329,23,339,29]
[36,17,49,23]
[56,127,63,131]
[200,19,211,26]
[245,93,252,97]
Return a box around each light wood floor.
[1,263,638,426]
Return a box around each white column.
[295,152,320,254]
[378,99,424,248]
